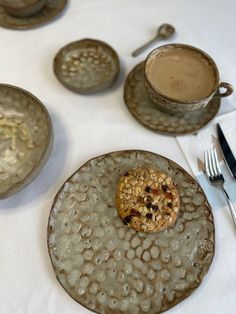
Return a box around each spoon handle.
[132,36,160,57]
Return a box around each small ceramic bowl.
[53,38,120,94]
[144,44,233,114]
[0,0,46,18]
[0,84,53,199]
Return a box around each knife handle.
[223,188,236,228]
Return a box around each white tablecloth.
[0,1,236,313]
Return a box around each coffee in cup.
[144,44,233,113]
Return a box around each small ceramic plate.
[48,150,215,314]
[124,62,220,136]
[0,84,53,199]
[53,38,120,94]
[0,0,67,30]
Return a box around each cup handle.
[218,82,234,97]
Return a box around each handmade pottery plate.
[0,0,67,30]
[0,84,53,199]
[48,150,215,314]
[124,62,220,135]
[53,38,120,94]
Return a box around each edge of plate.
[0,83,54,199]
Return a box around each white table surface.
[0,1,236,313]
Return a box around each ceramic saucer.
[0,84,53,199]
[124,62,220,136]
[0,0,67,30]
[48,149,215,314]
[53,38,120,94]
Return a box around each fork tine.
[213,148,221,175]
[204,150,211,177]
[210,148,218,176]
[207,150,215,177]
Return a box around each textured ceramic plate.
[53,38,120,94]
[124,62,220,135]
[0,0,67,30]
[48,150,215,314]
[0,84,53,199]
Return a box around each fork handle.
[223,188,236,228]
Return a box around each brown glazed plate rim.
[47,149,215,314]
[124,62,221,136]
[0,0,68,30]
[0,83,53,199]
[53,38,120,94]
[144,43,219,104]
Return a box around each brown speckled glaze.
[48,150,215,314]
[53,38,120,94]
[0,84,53,199]
[0,0,67,29]
[124,62,220,135]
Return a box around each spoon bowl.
[157,23,175,39]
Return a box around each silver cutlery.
[217,123,236,180]
[132,23,175,57]
[204,148,236,228]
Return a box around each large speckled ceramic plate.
[124,62,220,135]
[48,150,215,314]
[0,0,67,30]
[0,84,53,199]
[53,38,120,94]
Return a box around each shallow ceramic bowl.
[48,150,215,314]
[1,0,46,18]
[0,84,53,199]
[53,38,120,94]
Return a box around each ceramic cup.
[144,44,233,113]
[0,0,46,18]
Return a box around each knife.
[217,123,236,180]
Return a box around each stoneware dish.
[0,0,67,29]
[48,150,215,314]
[0,0,46,18]
[0,84,53,199]
[144,44,233,113]
[124,62,221,135]
[53,38,120,94]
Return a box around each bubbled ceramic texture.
[144,81,211,114]
[0,84,52,198]
[0,0,67,29]
[124,63,220,135]
[53,39,120,94]
[48,150,215,314]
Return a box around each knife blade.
[217,123,236,179]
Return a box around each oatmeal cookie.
[116,167,180,233]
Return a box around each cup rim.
[144,43,220,104]
[1,0,45,11]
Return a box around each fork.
[204,148,236,228]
